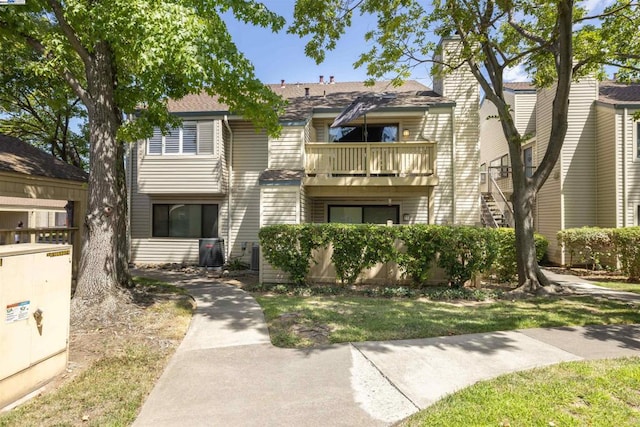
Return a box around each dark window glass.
[152,205,169,237]
[329,124,398,142]
[152,204,218,238]
[328,205,399,224]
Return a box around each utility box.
[0,244,72,409]
[198,238,225,268]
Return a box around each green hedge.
[558,226,640,279]
[260,224,549,286]
[492,228,549,282]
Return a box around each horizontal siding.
[445,64,480,226]
[269,126,304,169]
[137,120,225,194]
[536,84,563,264]
[514,92,537,136]
[562,77,598,229]
[260,186,300,283]
[621,108,640,226]
[137,156,223,194]
[479,99,508,167]
[228,121,267,264]
[424,107,454,224]
[595,105,618,227]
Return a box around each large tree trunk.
[511,181,550,292]
[72,42,129,311]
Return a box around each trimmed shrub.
[611,227,640,280]
[557,227,613,269]
[434,226,498,287]
[492,228,548,282]
[258,224,328,285]
[328,224,399,285]
[396,224,440,285]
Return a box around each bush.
[396,225,439,285]
[611,227,640,280]
[557,227,613,269]
[492,228,548,282]
[259,224,328,285]
[434,226,498,287]
[329,224,398,285]
[260,223,552,286]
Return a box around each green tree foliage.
[290,0,640,292]
[0,1,285,309]
[0,45,88,169]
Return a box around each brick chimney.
[280,79,285,88]
[329,75,335,84]
[319,75,324,84]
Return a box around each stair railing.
[488,169,514,227]
[480,195,499,228]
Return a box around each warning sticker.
[6,301,30,323]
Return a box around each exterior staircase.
[481,192,510,227]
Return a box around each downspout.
[223,115,233,259]
[622,108,628,227]
[451,106,457,224]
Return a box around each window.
[490,154,510,178]
[152,204,218,238]
[147,121,213,155]
[637,122,640,160]
[523,147,534,178]
[328,205,400,224]
[329,124,398,142]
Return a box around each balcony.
[304,142,437,189]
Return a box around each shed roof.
[0,134,88,182]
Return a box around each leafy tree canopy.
[0,0,287,140]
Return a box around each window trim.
[327,123,400,143]
[636,122,640,161]
[327,204,400,224]
[147,121,203,156]
[151,203,219,238]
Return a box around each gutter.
[223,115,233,259]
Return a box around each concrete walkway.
[133,269,640,427]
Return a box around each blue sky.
[224,0,615,87]
[223,1,435,87]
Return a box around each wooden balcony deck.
[305,142,435,178]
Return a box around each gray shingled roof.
[504,82,535,91]
[168,80,449,122]
[598,80,640,105]
[0,134,88,182]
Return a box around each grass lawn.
[595,281,640,294]
[400,357,640,426]
[256,294,640,348]
[0,277,193,427]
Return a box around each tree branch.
[48,0,92,68]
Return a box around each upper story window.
[329,124,398,143]
[637,122,640,160]
[490,154,510,178]
[147,121,215,155]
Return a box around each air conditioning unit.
[250,244,259,271]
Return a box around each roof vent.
[319,75,324,84]
[280,79,285,88]
[329,75,335,84]
[304,87,310,97]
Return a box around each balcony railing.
[0,227,78,246]
[305,142,435,177]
